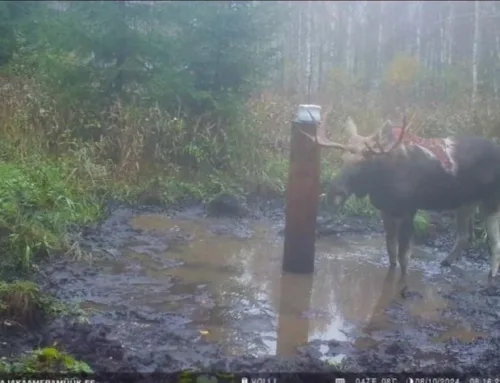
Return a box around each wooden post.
[283,104,321,274]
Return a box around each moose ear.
[345,117,358,137]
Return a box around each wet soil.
[2,198,500,376]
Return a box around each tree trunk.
[317,4,324,97]
[345,3,353,76]
[298,5,303,96]
[376,1,384,85]
[306,0,312,101]
[494,1,500,101]
[111,0,129,98]
[415,1,422,99]
[471,0,479,108]
[329,2,335,66]
[360,0,368,87]
[416,1,422,61]
[439,4,446,73]
[446,1,454,66]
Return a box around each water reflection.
[276,271,314,356]
[359,268,401,336]
[81,212,480,360]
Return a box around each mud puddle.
[36,205,500,374]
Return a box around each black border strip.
[0,372,476,383]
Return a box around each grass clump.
[0,347,92,374]
[343,196,378,218]
[0,280,65,327]
[0,155,102,274]
[414,211,431,238]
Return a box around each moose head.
[303,109,412,213]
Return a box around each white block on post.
[295,104,321,124]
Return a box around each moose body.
[348,134,500,214]
[307,113,500,278]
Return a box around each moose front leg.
[485,210,500,280]
[398,214,415,276]
[381,212,399,269]
[469,214,476,244]
[441,204,476,267]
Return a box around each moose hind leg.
[485,210,500,279]
[397,215,415,276]
[441,204,476,267]
[381,212,399,269]
[469,213,476,244]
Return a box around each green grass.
[414,211,431,237]
[0,157,102,274]
[336,195,432,238]
[343,196,378,217]
[0,131,290,277]
[0,280,67,326]
[0,347,92,374]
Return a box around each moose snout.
[324,183,350,212]
[330,192,347,209]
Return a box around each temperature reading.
[381,378,398,383]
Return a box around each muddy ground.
[2,196,500,378]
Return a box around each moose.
[304,110,500,279]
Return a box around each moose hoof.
[489,268,498,280]
[488,272,495,284]
[440,259,451,267]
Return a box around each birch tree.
[376,1,385,83]
[446,2,454,66]
[472,0,480,107]
[345,3,354,76]
[305,0,312,101]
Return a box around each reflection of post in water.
[276,271,315,356]
[362,268,406,335]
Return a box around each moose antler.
[368,120,393,153]
[364,113,414,155]
[300,107,358,153]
